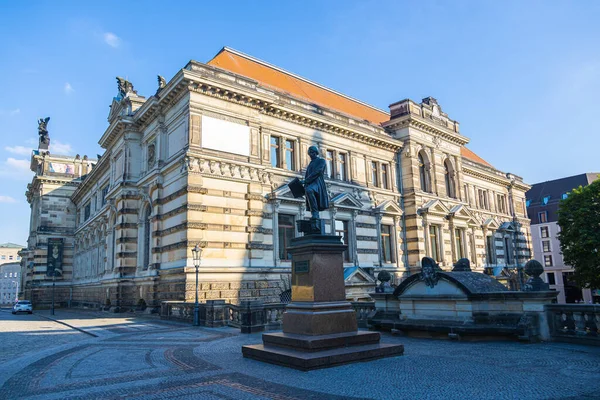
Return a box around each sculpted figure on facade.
[38,117,50,147]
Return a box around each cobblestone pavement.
[1,309,599,400]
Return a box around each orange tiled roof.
[207,48,390,124]
[207,47,493,168]
[461,147,492,167]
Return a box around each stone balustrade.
[162,300,375,332]
[546,304,600,345]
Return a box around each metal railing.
[546,304,600,345]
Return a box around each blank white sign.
[202,115,250,156]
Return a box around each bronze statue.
[300,146,329,219]
[38,117,50,146]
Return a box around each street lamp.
[192,244,202,326]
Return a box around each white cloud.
[6,158,30,172]
[0,108,20,116]
[25,138,38,146]
[4,145,32,156]
[49,140,74,155]
[64,82,74,94]
[0,195,17,204]
[103,32,121,48]
[0,157,32,181]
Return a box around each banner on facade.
[47,238,63,278]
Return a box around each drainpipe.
[396,150,410,275]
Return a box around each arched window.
[143,204,151,270]
[418,152,430,192]
[444,159,456,198]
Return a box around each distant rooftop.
[0,242,25,249]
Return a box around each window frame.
[284,139,295,171]
[428,225,440,262]
[337,153,347,181]
[335,219,351,262]
[544,254,553,267]
[277,214,296,261]
[381,163,389,189]
[542,240,551,253]
[540,226,549,238]
[371,161,379,187]
[381,224,394,263]
[270,136,281,168]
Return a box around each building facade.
[526,173,600,303]
[0,262,20,305]
[0,243,24,265]
[21,48,532,310]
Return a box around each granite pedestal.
[242,234,404,371]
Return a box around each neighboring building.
[21,47,532,310]
[0,263,20,305]
[526,173,600,303]
[0,243,24,265]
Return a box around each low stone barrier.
[546,304,600,345]
[162,300,375,333]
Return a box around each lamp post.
[192,244,202,326]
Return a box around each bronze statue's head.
[307,145,319,160]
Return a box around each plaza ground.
[0,309,599,400]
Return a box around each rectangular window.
[504,237,512,265]
[0,255,5,260]
[547,272,556,285]
[542,240,551,252]
[381,164,389,189]
[540,226,549,238]
[270,136,280,168]
[381,224,394,263]
[285,140,295,171]
[486,235,494,265]
[538,211,548,223]
[101,185,109,206]
[336,153,347,181]
[278,214,295,261]
[326,150,334,179]
[371,161,378,187]
[455,229,464,260]
[497,194,506,213]
[335,220,350,262]
[429,226,439,262]
[9,255,13,260]
[464,185,470,205]
[84,203,91,221]
[544,255,553,267]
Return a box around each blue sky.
[0,1,599,245]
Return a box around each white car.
[12,300,33,314]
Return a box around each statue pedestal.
[242,234,404,371]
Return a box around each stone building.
[0,262,20,305]
[526,173,600,303]
[21,47,532,310]
[0,242,24,265]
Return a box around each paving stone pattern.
[1,309,599,400]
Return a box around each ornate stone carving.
[420,257,440,288]
[116,77,136,98]
[147,142,156,169]
[157,75,166,91]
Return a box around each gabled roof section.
[461,147,493,168]
[207,47,390,125]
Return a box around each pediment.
[374,200,403,215]
[343,266,375,284]
[419,199,450,216]
[449,205,478,226]
[498,221,516,232]
[331,192,363,209]
[267,183,302,202]
[482,217,500,230]
[107,98,131,124]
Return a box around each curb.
[36,313,99,338]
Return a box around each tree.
[557,179,600,289]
